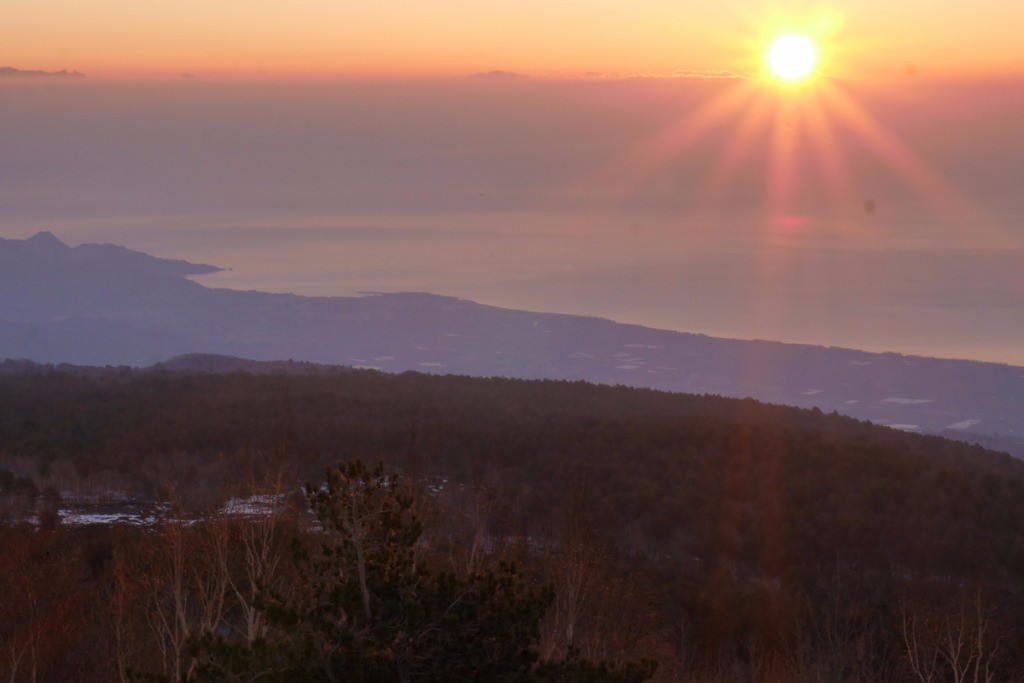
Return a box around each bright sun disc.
[767,34,817,81]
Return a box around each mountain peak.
[25,231,69,250]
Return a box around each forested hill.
[4,364,1024,680]
[2,361,1023,578]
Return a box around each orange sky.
[6,1,1024,79]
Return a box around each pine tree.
[189,460,654,683]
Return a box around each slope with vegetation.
[1,362,1023,680]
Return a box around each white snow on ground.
[886,424,920,431]
[54,495,291,527]
[59,511,163,526]
[58,500,172,527]
[219,494,285,516]
[946,419,982,430]
[882,398,933,405]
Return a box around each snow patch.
[220,494,284,516]
[60,511,163,526]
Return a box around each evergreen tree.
[190,461,654,683]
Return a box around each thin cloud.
[668,69,743,79]
[468,70,526,79]
[581,69,743,80]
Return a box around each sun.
[766,34,818,81]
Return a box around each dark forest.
[2,360,1023,681]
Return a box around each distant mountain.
[2,232,1023,443]
[0,67,85,78]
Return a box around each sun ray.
[631,80,757,170]
[801,92,855,218]
[766,93,803,220]
[702,90,774,200]
[570,20,1010,267]
[584,79,757,201]
[821,82,981,224]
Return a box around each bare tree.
[124,520,232,681]
[901,591,1002,683]
[217,487,291,644]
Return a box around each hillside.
[2,365,1024,680]
[2,363,1022,573]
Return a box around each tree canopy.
[189,461,654,683]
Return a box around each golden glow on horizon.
[766,35,817,82]
[4,0,1024,78]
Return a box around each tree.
[190,460,654,683]
[900,591,1005,683]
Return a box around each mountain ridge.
[1,231,1022,440]
[0,67,85,78]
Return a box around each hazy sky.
[6,1,1024,78]
[3,3,1024,365]
[2,75,1023,365]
